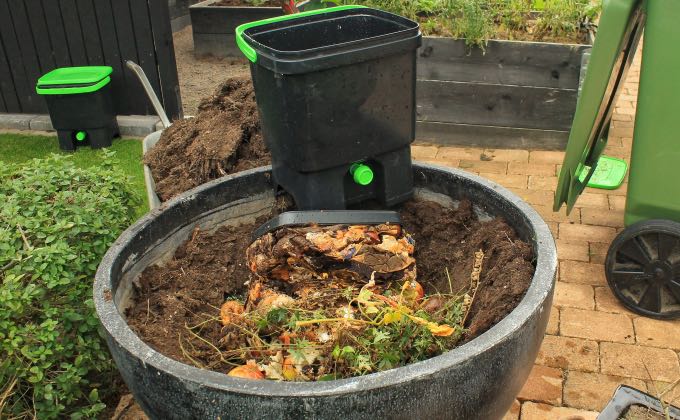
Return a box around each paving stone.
[547,307,559,335]
[588,243,610,265]
[600,342,680,382]
[564,371,647,411]
[517,364,563,405]
[411,144,439,160]
[502,399,521,420]
[436,146,485,161]
[507,188,554,207]
[458,159,508,174]
[482,148,529,163]
[528,175,558,191]
[520,401,599,420]
[532,205,580,224]
[634,317,680,351]
[572,192,611,210]
[508,162,556,176]
[529,150,565,164]
[561,308,634,343]
[594,286,628,314]
[559,261,606,286]
[556,240,590,262]
[536,335,599,373]
[559,224,616,244]
[117,115,161,137]
[0,113,39,130]
[29,115,54,131]
[608,195,627,211]
[429,158,459,168]
[580,208,625,228]
[554,282,594,310]
[583,182,628,197]
[478,172,528,189]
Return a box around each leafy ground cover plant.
[0,153,139,418]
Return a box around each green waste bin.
[554,0,680,319]
[36,66,119,151]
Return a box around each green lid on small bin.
[36,66,113,95]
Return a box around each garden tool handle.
[125,60,171,129]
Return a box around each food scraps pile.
[216,223,484,381]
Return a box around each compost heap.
[217,222,480,381]
[144,77,270,201]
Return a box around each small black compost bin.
[236,6,422,210]
[94,163,557,420]
[36,66,119,151]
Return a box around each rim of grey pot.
[94,162,557,398]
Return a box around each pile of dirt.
[127,198,535,379]
[144,77,271,201]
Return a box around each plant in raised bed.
[0,153,139,419]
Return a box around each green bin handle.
[235,5,367,63]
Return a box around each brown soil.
[623,405,667,420]
[173,26,250,115]
[144,77,270,202]
[127,197,534,376]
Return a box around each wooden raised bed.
[190,0,281,57]
[417,38,591,149]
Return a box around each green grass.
[0,133,148,218]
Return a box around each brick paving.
[414,49,680,417]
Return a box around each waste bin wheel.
[605,220,680,319]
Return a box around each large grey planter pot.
[94,163,557,420]
[190,0,282,57]
[416,38,591,150]
[142,130,162,210]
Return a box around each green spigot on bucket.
[350,163,374,186]
[75,131,87,142]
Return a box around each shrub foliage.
[0,152,139,418]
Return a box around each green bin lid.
[554,0,644,214]
[36,66,113,95]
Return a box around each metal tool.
[126,60,171,129]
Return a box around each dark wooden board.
[416,80,578,131]
[418,38,590,90]
[25,0,56,72]
[76,0,105,65]
[60,0,88,65]
[111,0,144,115]
[130,0,162,105]
[0,17,21,112]
[149,0,183,119]
[8,1,45,113]
[0,2,35,112]
[193,33,240,58]
[93,0,125,114]
[190,3,282,34]
[42,0,72,68]
[416,121,569,150]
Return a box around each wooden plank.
[25,0,56,72]
[149,0,183,120]
[0,32,21,112]
[0,2,32,112]
[111,0,144,115]
[0,86,6,112]
[130,0,162,107]
[416,80,578,131]
[8,1,45,113]
[76,0,105,65]
[190,3,282,35]
[416,121,569,150]
[418,38,590,90]
[93,0,125,114]
[42,0,72,67]
[60,0,88,65]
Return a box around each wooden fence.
[0,0,183,119]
